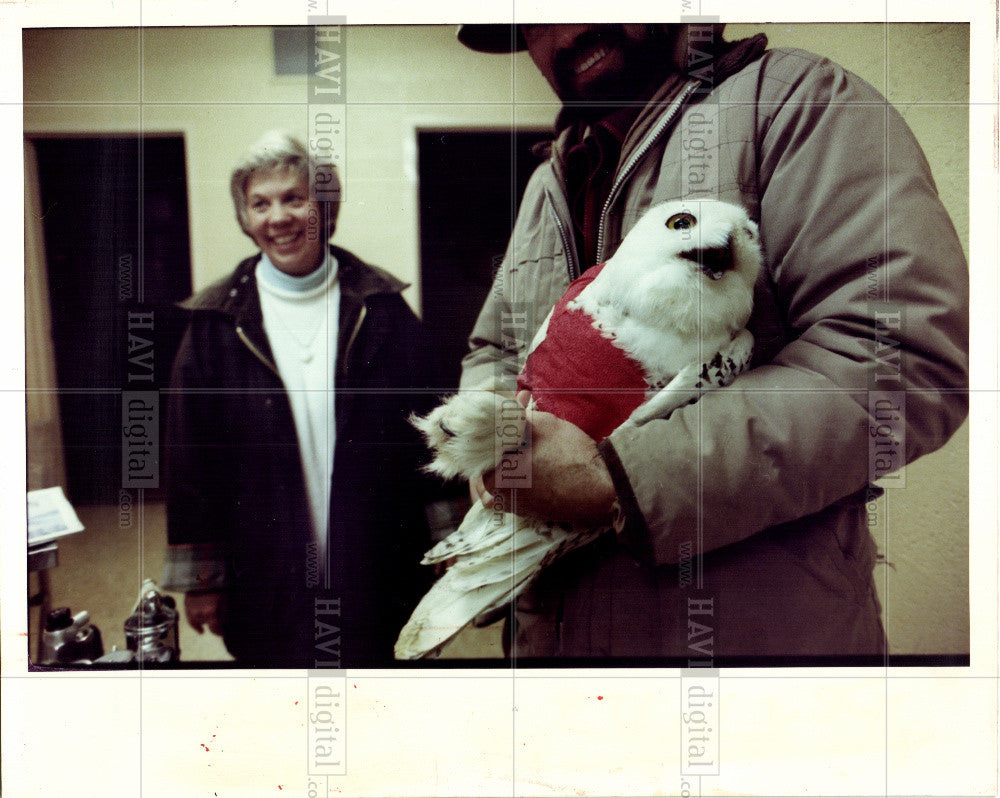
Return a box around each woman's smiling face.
[244,168,324,276]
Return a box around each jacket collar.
[180,244,409,381]
[180,243,407,317]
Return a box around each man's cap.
[457,24,527,53]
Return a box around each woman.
[162,131,434,667]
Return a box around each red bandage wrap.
[516,262,650,442]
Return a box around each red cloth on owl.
[516,262,650,442]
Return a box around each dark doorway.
[32,136,193,505]
[417,128,551,390]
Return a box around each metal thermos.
[123,579,180,663]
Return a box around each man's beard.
[551,25,675,109]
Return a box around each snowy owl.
[398,199,763,659]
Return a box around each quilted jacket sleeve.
[602,52,969,565]
[460,165,581,394]
[460,258,522,391]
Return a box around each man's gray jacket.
[460,45,969,658]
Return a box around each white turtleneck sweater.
[256,253,340,571]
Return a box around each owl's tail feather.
[396,501,609,660]
[420,500,515,563]
[395,505,565,660]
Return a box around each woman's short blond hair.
[229,130,341,240]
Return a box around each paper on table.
[27,486,85,546]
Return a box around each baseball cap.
[456,24,527,53]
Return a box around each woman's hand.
[184,590,225,636]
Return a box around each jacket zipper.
[236,325,281,379]
[237,301,367,380]
[544,186,580,282]
[340,304,367,377]
[594,79,700,263]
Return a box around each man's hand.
[184,590,225,636]
[477,392,616,523]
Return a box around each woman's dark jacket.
[163,245,435,667]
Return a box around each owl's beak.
[680,234,735,281]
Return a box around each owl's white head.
[593,199,763,337]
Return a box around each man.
[162,131,433,667]
[457,24,968,658]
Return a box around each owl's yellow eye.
[666,212,697,230]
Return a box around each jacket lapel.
[231,270,278,372]
[331,245,410,440]
[180,245,408,440]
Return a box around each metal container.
[123,580,179,663]
[39,607,104,664]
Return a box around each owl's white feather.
[397,199,763,659]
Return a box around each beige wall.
[23,25,558,309]
[23,23,970,655]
